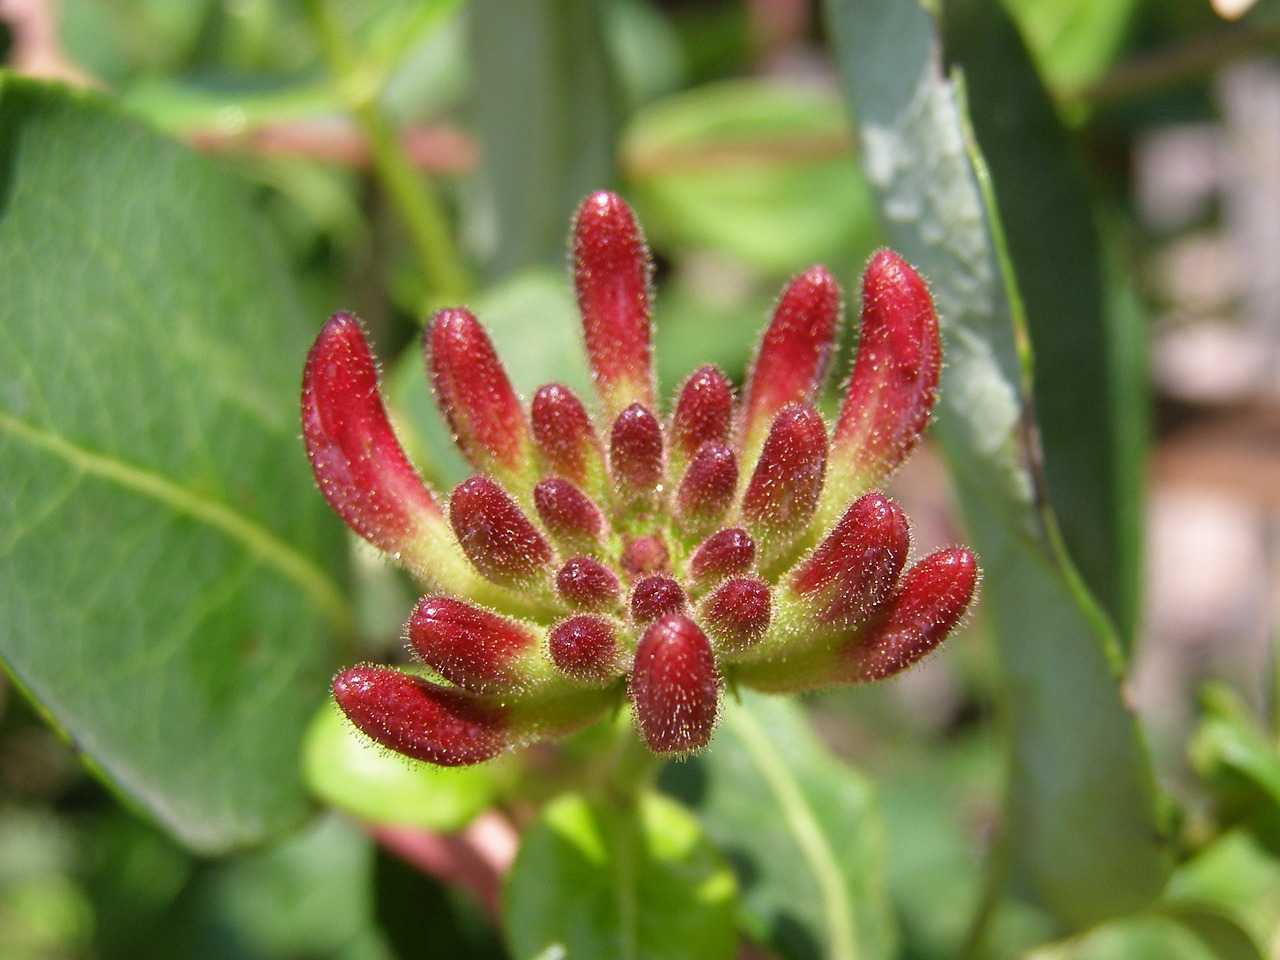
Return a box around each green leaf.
[621,79,881,273]
[1156,904,1267,960]
[823,0,1171,928]
[1190,683,1280,843]
[0,77,350,853]
[1163,829,1280,948]
[303,700,498,833]
[504,791,738,960]
[943,0,1146,644]
[1003,0,1138,96]
[469,0,618,279]
[664,691,895,960]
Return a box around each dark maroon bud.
[574,191,655,418]
[629,616,720,755]
[531,383,603,489]
[789,491,910,626]
[557,557,622,610]
[741,266,841,460]
[849,548,978,681]
[426,308,533,482]
[332,666,510,766]
[534,478,606,549]
[674,442,737,536]
[619,534,670,580]
[742,405,828,555]
[671,365,732,464]
[702,576,772,653]
[407,597,541,694]
[609,403,663,500]
[450,475,552,585]
[548,615,623,685]
[688,528,755,588]
[630,575,686,624]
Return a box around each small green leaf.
[823,0,1171,928]
[666,691,895,960]
[1156,904,1268,960]
[0,77,349,853]
[504,791,738,960]
[1190,683,1280,843]
[622,79,881,273]
[303,700,498,833]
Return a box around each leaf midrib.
[0,409,353,633]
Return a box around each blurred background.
[2,0,1279,957]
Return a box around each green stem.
[725,701,859,960]
[303,0,471,305]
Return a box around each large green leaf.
[663,692,895,960]
[823,0,1171,928]
[0,77,350,853]
[468,0,618,279]
[504,791,738,960]
[943,0,1145,644]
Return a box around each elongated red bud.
[548,615,623,685]
[557,557,622,610]
[789,491,910,626]
[670,365,732,474]
[688,528,755,589]
[631,575,686,624]
[531,383,604,492]
[302,314,448,573]
[826,251,940,513]
[407,597,549,695]
[630,616,720,754]
[742,405,828,562]
[574,191,653,417]
[333,666,510,766]
[740,267,841,465]
[674,442,737,536]
[702,576,771,654]
[426,308,533,485]
[450,475,552,586]
[620,534,670,580]
[609,403,664,502]
[850,548,978,681]
[534,478,606,550]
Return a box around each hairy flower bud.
[450,475,551,587]
[574,190,654,418]
[307,193,978,767]
[531,383,604,495]
[630,616,720,755]
[426,308,534,488]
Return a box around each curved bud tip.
[450,475,552,585]
[671,365,732,463]
[407,597,538,694]
[333,666,509,766]
[789,491,911,626]
[549,615,623,685]
[850,548,978,682]
[426,309,531,480]
[741,266,841,455]
[573,191,654,415]
[630,616,721,755]
[302,313,443,560]
[702,576,771,653]
[742,405,828,549]
[531,384,602,489]
[534,478,606,549]
[688,528,755,588]
[831,250,940,496]
[674,442,737,535]
[631,575,687,624]
[557,557,622,610]
[609,403,664,500]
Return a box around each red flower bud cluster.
[303,191,978,765]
